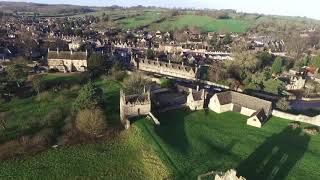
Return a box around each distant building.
[131,57,198,80]
[47,49,88,73]
[209,91,272,128]
[120,89,151,129]
[186,88,205,111]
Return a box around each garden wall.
[272,110,320,126]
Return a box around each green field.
[118,12,164,29]
[0,75,319,179]
[149,15,251,33]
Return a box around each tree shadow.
[154,108,193,155]
[237,127,310,180]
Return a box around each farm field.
[148,15,252,33]
[117,12,164,29]
[0,75,319,179]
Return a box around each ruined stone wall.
[123,104,151,118]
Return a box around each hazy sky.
[5,0,320,20]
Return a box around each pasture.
[148,15,251,33]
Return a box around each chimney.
[169,59,171,65]
[196,85,199,92]
[182,62,184,66]
[57,48,59,54]
[86,49,88,57]
[70,49,73,55]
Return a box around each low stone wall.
[199,80,243,92]
[272,110,320,126]
[148,112,160,125]
[301,97,320,101]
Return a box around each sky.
[4,0,320,20]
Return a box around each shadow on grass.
[237,127,310,180]
[154,108,193,155]
[100,81,122,129]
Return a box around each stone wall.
[272,110,320,126]
[240,107,256,117]
[48,59,87,72]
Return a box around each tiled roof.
[216,91,272,114]
[48,51,87,60]
[192,90,204,101]
[250,109,268,123]
[141,59,194,72]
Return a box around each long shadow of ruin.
[154,108,193,155]
[237,127,310,180]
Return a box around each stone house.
[120,89,151,129]
[186,88,205,111]
[209,91,272,128]
[47,50,88,73]
[131,57,198,80]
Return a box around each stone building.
[209,91,272,128]
[68,41,83,51]
[214,169,246,180]
[186,88,205,111]
[47,50,88,72]
[131,57,198,80]
[120,89,151,129]
[286,76,306,90]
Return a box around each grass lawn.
[0,78,170,179]
[0,76,319,179]
[135,109,320,179]
[149,15,251,33]
[0,73,83,143]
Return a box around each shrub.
[54,94,66,103]
[70,84,81,91]
[0,140,22,159]
[31,74,47,94]
[160,78,174,88]
[271,57,283,74]
[112,69,126,81]
[123,73,150,95]
[276,98,289,111]
[72,81,103,111]
[36,91,52,102]
[31,128,54,147]
[44,108,64,126]
[75,108,107,137]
